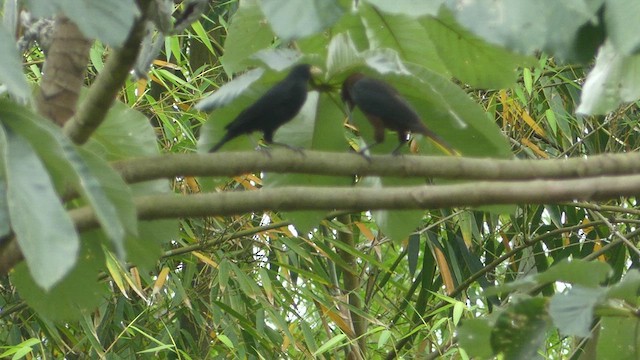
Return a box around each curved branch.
[70,173,640,231]
[112,150,640,183]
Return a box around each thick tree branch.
[62,0,152,144]
[69,173,640,231]
[112,151,640,183]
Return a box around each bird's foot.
[256,146,273,158]
[357,149,373,163]
[270,142,306,156]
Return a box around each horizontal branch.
[112,150,640,183]
[70,173,640,230]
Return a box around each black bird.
[209,64,314,152]
[341,73,456,155]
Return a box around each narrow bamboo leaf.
[3,127,78,290]
[313,334,348,356]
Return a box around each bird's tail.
[417,127,459,156]
[209,132,234,152]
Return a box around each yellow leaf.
[192,251,219,268]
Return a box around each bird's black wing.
[225,75,308,135]
[349,77,423,132]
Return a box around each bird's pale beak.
[309,66,322,76]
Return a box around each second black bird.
[209,64,313,152]
[341,73,456,155]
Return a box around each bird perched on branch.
[209,64,315,152]
[341,73,456,155]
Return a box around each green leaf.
[10,234,107,320]
[0,27,30,102]
[326,33,363,79]
[313,333,348,356]
[605,0,640,55]
[195,68,265,112]
[491,298,549,359]
[458,318,495,358]
[549,286,605,337]
[577,41,640,115]
[360,4,448,75]
[407,233,420,276]
[536,258,611,287]
[58,0,139,47]
[260,0,344,41]
[364,0,444,17]
[1,100,127,259]
[87,97,161,160]
[2,127,79,290]
[447,0,604,62]
[606,269,640,304]
[84,98,174,268]
[220,0,275,74]
[127,219,177,271]
[24,0,57,17]
[251,48,302,71]
[78,148,137,239]
[597,317,640,360]
[367,177,424,243]
[421,10,534,88]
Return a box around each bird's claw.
[357,150,373,163]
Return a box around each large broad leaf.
[364,0,444,17]
[10,237,108,320]
[445,0,605,63]
[359,4,448,75]
[59,0,138,47]
[1,126,79,290]
[195,68,265,112]
[0,178,9,240]
[85,98,175,269]
[1,100,128,259]
[458,318,496,358]
[0,27,30,102]
[491,298,549,359]
[220,0,275,75]
[597,317,640,360]
[605,0,640,55]
[487,259,612,295]
[259,0,344,41]
[549,286,606,337]
[421,10,534,88]
[577,41,640,115]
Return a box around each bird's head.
[341,73,366,110]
